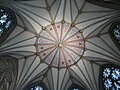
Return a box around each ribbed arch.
[0,0,120,90]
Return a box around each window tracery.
[0,6,17,44]
[24,81,47,90]
[100,64,120,90]
[109,21,120,50]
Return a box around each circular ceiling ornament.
[36,22,85,68]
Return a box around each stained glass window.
[0,8,12,36]
[100,64,120,90]
[109,22,120,50]
[113,24,120,43]
[0,6,17,44]
[30,86,43,90]
[24,81,47,90]
[68,84,86,90]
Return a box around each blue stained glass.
[114,27,120,40]
[112,69,120,80]
[103,68,111,78]
[102,65,120,90]
[112,87,115,90]
[118,80,120,84]
[0,28,3,32]
[114,82,120,90]
[113,24,120,44]
[104,79,112,89]
[0,28,3,36]
[0,14,8,25]
[5,20,12,29]
[73,89,79,90]
[31,86,43,90]
[0,8,14,37]
[24,81,48,90]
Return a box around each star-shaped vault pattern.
[0,0,120,90]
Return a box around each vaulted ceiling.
[0,0,120,90]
